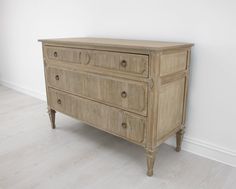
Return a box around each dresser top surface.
[39,37,193,51]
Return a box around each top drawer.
[44,46,149,78]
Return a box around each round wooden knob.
[121,122,127,129]
[57,99,61,104]
[55,75,59,80]
[121,91,127,98]
[120,60,127,67]
[54,51,58,57]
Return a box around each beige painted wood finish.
[46,66,147,116]
[48,88,145,144]
[160,50,188,76]
[40,37,193,176]
[44,46,149,78]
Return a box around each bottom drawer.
[48,88,146,144]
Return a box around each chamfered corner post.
[146,148,157,176]
[145,51,160,177]
[176,127,185,152]
[176,49,191,152]
[48,107,56,129]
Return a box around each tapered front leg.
[48,107,56,129]
[146,148,157,176]
[176,128,185,152]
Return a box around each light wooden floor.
[0,85,235,189]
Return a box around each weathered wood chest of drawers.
[39,38,193,176]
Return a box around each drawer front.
[47,67,147,116]
[44,46,83,63]
[48,88,145,144]
[44,46,149,77]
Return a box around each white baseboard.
[0,79,235,168]
[0,79,46,101]
[165,136,236,167]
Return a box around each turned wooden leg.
[146,148,157,176]
[176,128,185,152]
[48,107,56,129]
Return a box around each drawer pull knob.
[54,51,58,57]
[121,91,127,98]
[121,122,127,129]
[55,75,60,80]
[120,60,127,67]
[57,99,61,104]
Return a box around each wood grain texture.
[160,50,188,76]
[45,46,82,63]
[157,78,186,141]
[48,107,56,129]
[40,37,193,176]
[146,148,157,176]
[145,51,160,175]
[44,46,149,77]
[39,37,193,51]
[48,87,146,144]
[176,128,185,152]
[46,66,147,116]
[182,49,191,125]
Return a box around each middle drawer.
[46,66,148,116]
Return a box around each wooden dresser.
[39,38,193,176]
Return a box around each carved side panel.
[157,78,186,140]
[160,50,188,76]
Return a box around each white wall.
[1,0,235,166]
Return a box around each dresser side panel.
[157,78,185,140]
[156,49,191,145]
[160,50,188,76]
